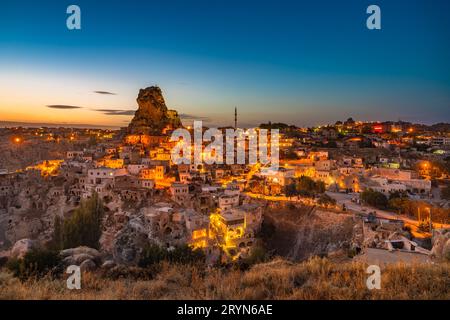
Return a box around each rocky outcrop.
[60,246,102,271]
[10,239,38,259]
[128,86,181,135]
[112,217,153,265]
[80,259,96,272]
[1,174,76,250]
[263,208,355,261]
[60,246,101,259]
[431,229,450,261]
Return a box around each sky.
[1,0,449,128]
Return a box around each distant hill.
[0,121,119,130]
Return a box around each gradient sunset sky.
[1,0,449,128]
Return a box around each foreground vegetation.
[50,193,104,250]
[1,257,448,300]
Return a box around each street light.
[13,137,22,144]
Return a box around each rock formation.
[112,217,151,265]
[10,239,38,259]
[431,229,450,261]
[128,86,182,135]
[60,246,102,271]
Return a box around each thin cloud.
[47,105,82,109]
[179,113,211,121]
[94,108,135,116]
[94,91,116,95]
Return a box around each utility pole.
[234,107,237,129]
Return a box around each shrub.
[237,246,268,271]
[295,176,326,197]
[361,189,388,209]
[60,192,104,249]
[100,265,160,280]
[317,193,336,207]
[168,244,205,264]
[245,246,267,264]
[442,186,450,201]
[139,244,205,268]
[417,218,434,233]
[6,248,62,280]
[138,244,166,267]
[0,256,8,268]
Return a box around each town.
[0,86,449,273]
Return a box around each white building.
[218,194,239,211]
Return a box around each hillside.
[1,258,448,300]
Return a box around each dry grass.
[0,258,449,300]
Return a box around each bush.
[245,246,267,265]
[317,193,336,207]
[237,246,268,271]
[361,189,388,209]
[7,248,62,280]
[294,176,326,197]
[0,256,8,268]
[441,186,450,201]
[138,244,166,267]
[58,192,104,249]
[139,244,205,268]
[417,218,434,233]
[100,265,160,280]
[168,245,205,264]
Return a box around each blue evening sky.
[1,0,449,127]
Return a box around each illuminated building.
[103,158,125,169]
[125,134,167,146]
[372,123,384,134]
[139,165,165,180]
[26,160,63,177]
[66,151,84,159]
[209,204,262,260]
[170,182,189,203]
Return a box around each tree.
[284,183,298,199]
[315,181,326,194]
[388,197,409,214]
[295,176,326,197]
[324,140,337,148]
[318,193,336,207]
[358,139,373,148]
[441,186,450,201]
[48,215,63,250]
[282,149,300,159]
[417,218,434,233]
[361,189,388,209]
[62,193,104,249]
[389,190,408,200]
[296,176,316,197]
